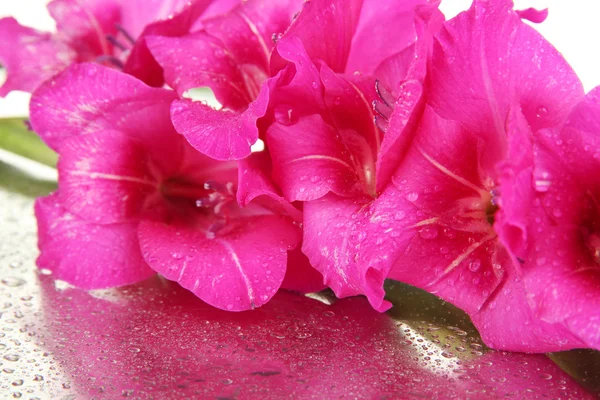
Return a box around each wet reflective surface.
[1,160,599,399]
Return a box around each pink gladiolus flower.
[369,0,589,351]
[147,0,303,160]
[0,0,236,95]
[511,88,600,350]
[30,63,305,311]
[256,0,442,311]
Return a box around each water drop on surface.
[3,354,20,362]
[1,277,26,287]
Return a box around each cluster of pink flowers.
[3,0,599,353]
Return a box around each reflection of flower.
[38,276,589,398]
[31,63,308,311]
[0,0,237,95]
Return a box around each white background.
[1,0,599,117]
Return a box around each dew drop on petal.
[419,227,438,240]
[407,193,419,202]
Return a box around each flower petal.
[375,79,423,192]
[267,114,363,201]
[146,32,252,109]
[346,0,439,76]
[47,0,120,59]
[138,215,301,311]
[470,274,586,352]
[275,0,363,73]
[0,18,76,96]
[388,107,505,314]
[202,0,301,75]
[57,131,157,224]
[236,151,303,222]
[302,189,420,312]
[523,225,600,350]
[494,107,534,260]
[123,0,215,87]
[515,7,548,24]
[170,93,267,160]
[35,193,154,288]
[29,63,178,154]
[427,0,583,137]
[280,248,326,294]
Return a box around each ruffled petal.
[138,215,301,311]
[302,188,418,312]
[523,225,600,350]
[470,274,586,352]
[35,193,154,288]
[427,0,583,138]
[170,88,269,160]
[29,63,178,163]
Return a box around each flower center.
[160,178,236,238]
[485,189,500,225]
[587,233,600,265]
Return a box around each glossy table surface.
[0,160,599,399]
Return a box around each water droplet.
[536,106,548,118]
[11,380,23,387]
[534,171,551,192]
[1,277,25,287]
[419,227,438,240]
[356,231,367,243]
[3,354,20,362]
[468,259,481,272]
[394,211,405,220]
[407,192,419,202]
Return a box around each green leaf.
[0,117,57,167]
